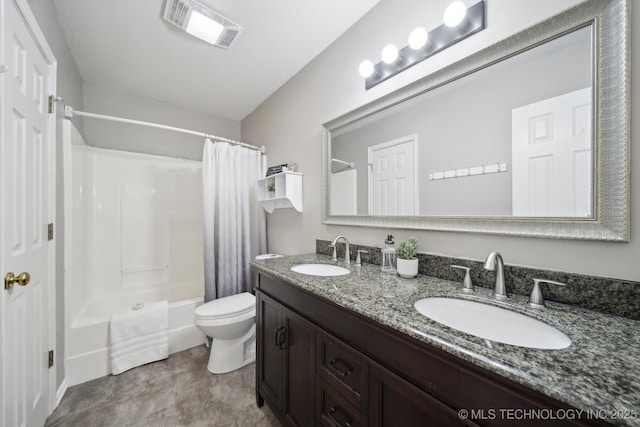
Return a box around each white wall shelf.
[257,171,303,213]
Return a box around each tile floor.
[46,345,280,427]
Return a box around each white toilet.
[194,292,257,374]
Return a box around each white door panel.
[2,0,54,426]
[512,88,592,217]
[368,135,418,216]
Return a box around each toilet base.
[207,323,256,374]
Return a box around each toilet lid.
[195,292,256,319]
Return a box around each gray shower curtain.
[202,139,267,302]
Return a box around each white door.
[511,88,592,217]
[368,135,418,216]
[1,0,56,426]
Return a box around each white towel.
[109,300,169,375]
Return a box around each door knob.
[4,272,31,290]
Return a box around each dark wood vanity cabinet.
[257,292,315,427]
[316,330,369,427]
[254,269,611,427]
[369,362,471,427]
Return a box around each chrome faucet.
[355,250,368,266]
[483,251,507,299]
[528,278,566,308]
[330,236,351,264]
[451,265,474,292]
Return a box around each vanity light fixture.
[408,27,429,50]
[163,0,243,49]
[359,0,485,89]
[359,60,375,78]
[381,44,399,64]
[443,1,468,27]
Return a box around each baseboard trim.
[56,378,68,407]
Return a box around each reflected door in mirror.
[512,87,592,217]
[368,135,418,216]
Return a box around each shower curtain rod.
[63,106,265,153]
[331,158,354,168]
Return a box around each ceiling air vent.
[162,0,243,49]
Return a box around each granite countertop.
[252,254,640,427]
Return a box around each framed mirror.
[322,0,629,241]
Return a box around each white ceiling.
[52,0,380,121]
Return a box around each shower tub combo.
[63,121,205,386]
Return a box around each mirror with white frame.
[322,0,629,241]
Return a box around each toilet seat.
[195,292,256,326]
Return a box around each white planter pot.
[397,258,418,278]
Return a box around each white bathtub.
[66,287,204,386]
[63,121,206,386]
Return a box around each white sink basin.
[290,263,350,277]
[414,297,571,349]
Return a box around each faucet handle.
[328,244,337,262]
[451,265,474,292]
[529,278,566,308]
[355,250,368,266]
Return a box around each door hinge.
[48,223,54,241]
[48,95,63,114]
[48,350,54,368]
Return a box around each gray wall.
[82,82,241,161]
[28,0,84,390]
[242,0,640,282]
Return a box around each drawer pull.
[274,327,287,350]
[329,358,353,377]
[274,327,281,346]
[328,406,352,427]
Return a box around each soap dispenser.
[381,235,397,274]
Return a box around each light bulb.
[186,10,225,45]
[408,27,428,49]
[381,44,399,64]
[443,1,467,27]
[359,60,374,78]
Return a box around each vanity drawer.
[317,331,368,410]
[316,378,365,427]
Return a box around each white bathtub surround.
[110,301,169,375]
[330,169,358,215]
[63,121,205,385]
[202,139,267,301]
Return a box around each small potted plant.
[396,237,419,278]
[266,182,276,198]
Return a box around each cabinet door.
[257,290,316,427]
[283,309,316,427]
[257,292,286,411]
[370,364,473,427]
